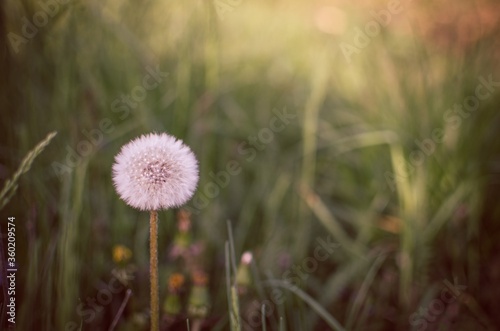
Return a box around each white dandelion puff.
[112,133,199,211]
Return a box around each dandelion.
[112,132,199,331]
[112,133,199,211]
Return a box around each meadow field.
[1,0,500,330]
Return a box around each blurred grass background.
[1,0,500,330]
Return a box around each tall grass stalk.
[225,242,241,331]
[298,50,330,258]
[389,142,414,306]
[150,210,159,331]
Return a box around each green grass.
[1,0,500,330]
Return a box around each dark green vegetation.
[1,0,500,330]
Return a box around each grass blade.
[0,131,57,210]
[265,279,346,331]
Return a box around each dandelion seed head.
[112,133,199,211]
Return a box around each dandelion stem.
[150,210,159,331]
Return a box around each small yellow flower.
[112,245,132,264]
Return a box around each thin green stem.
[150,210,159,331]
